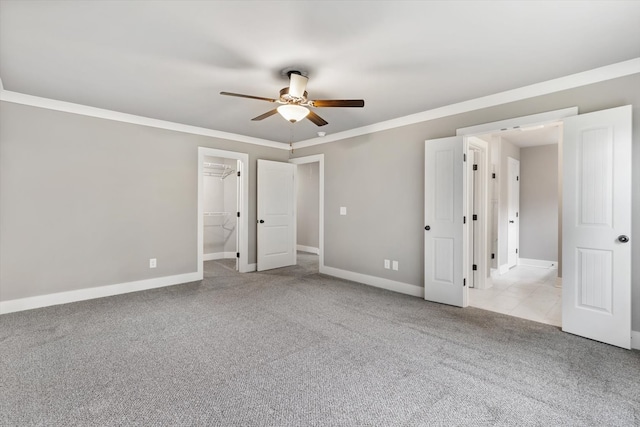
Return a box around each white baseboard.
[0,271,201,315]
[555,277,563,288]
[320,265,423,298]
[632,331,640,350]
[247,263,257,272]
[203,251,237,261]
[518,258,558,269]
[499,264,511,275]
[296,245,320,255]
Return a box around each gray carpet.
[1,252,639,426]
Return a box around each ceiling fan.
[220,70,364,127]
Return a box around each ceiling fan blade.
[288,73,308,98]
[251,109,279,121]
[220,92,277,102]
[306,110,328,127]
[310,99,365,108]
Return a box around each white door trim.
[197,147,250,276]
[465,137,489,289]
[289,154,325,272]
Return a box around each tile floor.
[469,266,561,327]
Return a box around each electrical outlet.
[149,258,157,268]
[384,259,390,269]
[392,260,399,271]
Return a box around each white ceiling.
[1,1,639,144]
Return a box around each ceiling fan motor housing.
[279,87,308,104]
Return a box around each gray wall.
[519,144,559,262]
[292,73,640,332]
[296,162,319,250]
[0,102,288,301]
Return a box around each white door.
[257,160,297,271]
[424,136,465,307]
[562,105,632,349]
[507,157,520,269]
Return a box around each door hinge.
[516,212,519,218]
[237,171,241,177]
[472,264,477,271]
[516,248,518,254]
[491,253,495,259]
[237,212,240,217]
[516,176,519,181]
[463,278,466,287]
[492,173,496,179]
[463,216,466,224]
[473,164,478,171]
[463,153,466,162]
[472,214,478,221]
[236,252,240,258]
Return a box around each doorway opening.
[464,124,563,326]
[197,147,249,279]
[203,156,240,273]
[290,154,324,274]
[425,105,632,348]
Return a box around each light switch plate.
[384,259,390,269]
[340,207,347,215]
[392,260,399,271]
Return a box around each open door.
[507,157,520,269]
[562,105,632,349]
[424,136,465,307]
[257,159,297,271]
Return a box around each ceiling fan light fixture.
[277,104,309,123]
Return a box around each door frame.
[289,154,325,271]
[465,137,489,289]
[197,147,250,276]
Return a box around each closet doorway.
[203,156,239,266]
[197,147,249,278]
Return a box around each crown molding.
[292,58,640,150]
[2,58,638,151]
[0,90,289,150]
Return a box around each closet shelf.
[203,162,235,180]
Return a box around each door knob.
[618,235,630,243]
[425,225,430,231]
[509,220,514,223]
[259,219,265,224]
